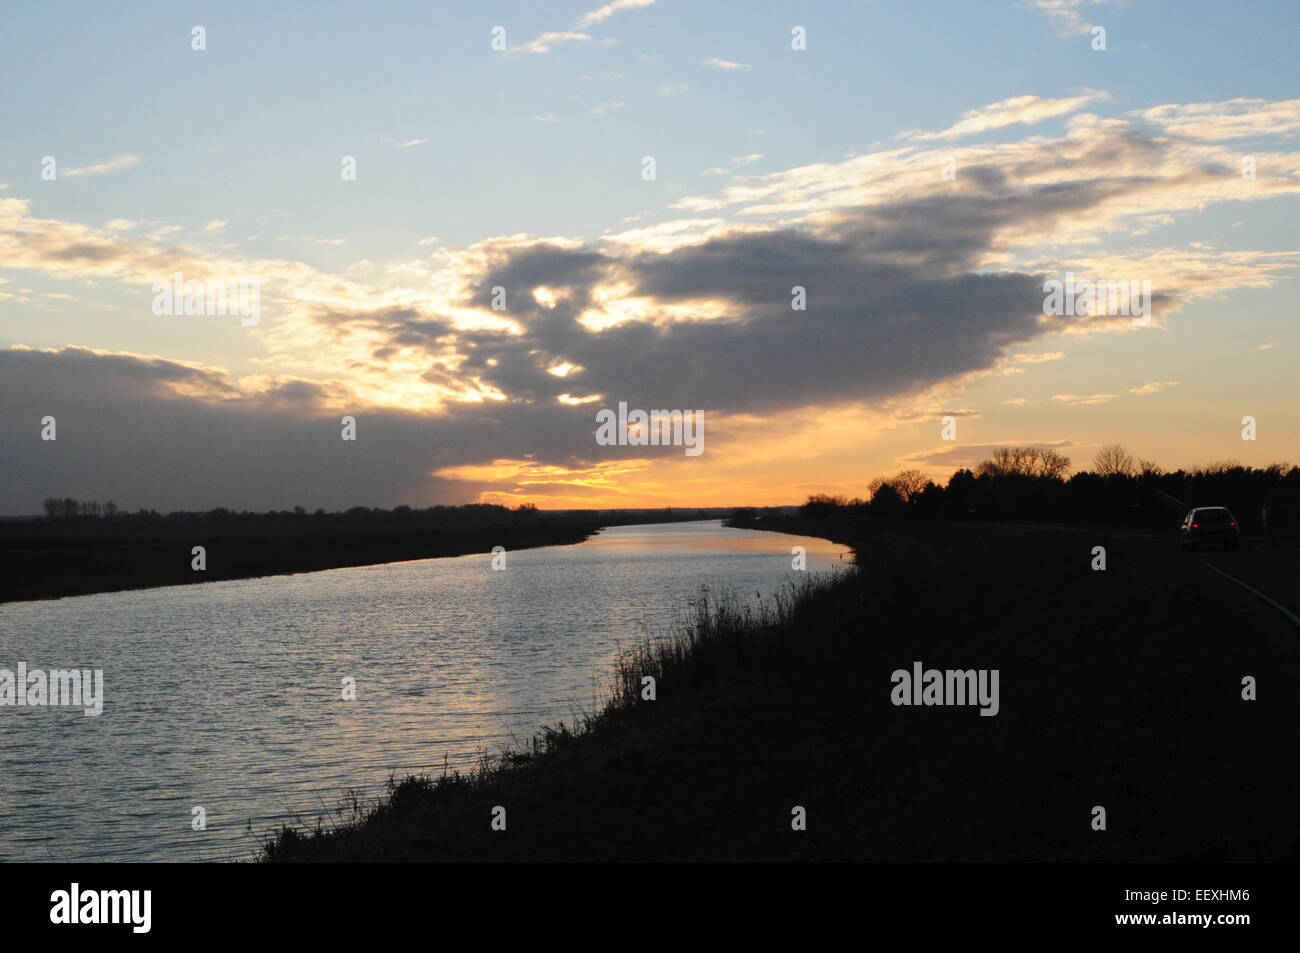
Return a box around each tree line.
[42,498,120,519]
[797,444,1300,530]
[40,500,539,523]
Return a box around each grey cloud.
[451,202,1067,415]
[4,120,1219,511]
[0,347,661,514]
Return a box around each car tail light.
[1192,523,1198,528]
[1231,521,1237,526]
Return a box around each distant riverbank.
[0,513,607,603]
[260,515,1300,862]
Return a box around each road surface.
[1031,524,1300,625]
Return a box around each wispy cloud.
[1129,381,1180,395]
[1051,393,1120,406]
[1051,382,1179,404]
[1027,0,1112,37]
[518,0,655,54]
[517,31,591,54]
[396,138,429,149]
[1136,98,1300,140]
[575,0,655,29]
[703,57,748,70]
[63,154,140,177]
[907,91,1109,140]
[591,101,625,115]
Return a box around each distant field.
[0,516,605,604]
[261,515,1300,862]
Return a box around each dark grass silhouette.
[258,516,1300,862]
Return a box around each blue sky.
[1,1,1297,511]
[6,1,1298,261]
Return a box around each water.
[0,520,849,862]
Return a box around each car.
[1180,506,1241,550]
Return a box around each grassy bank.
[260,516,1300,862]
[0,515,606,604]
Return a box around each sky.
[1,0,1298,513]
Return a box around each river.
[0,520,849,861]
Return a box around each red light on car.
[1230,521,1237,526]
[1192,523,1198,528]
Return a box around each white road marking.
[1199,561,1300,627]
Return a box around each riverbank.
[0,514,606,604]
[260,515,1300,861]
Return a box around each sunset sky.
[1,0,1297,513]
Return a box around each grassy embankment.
[0,515,605,603]
[260,516,1300,862]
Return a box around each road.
[1176,537,1300,625]
[1031,524,1300,625]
